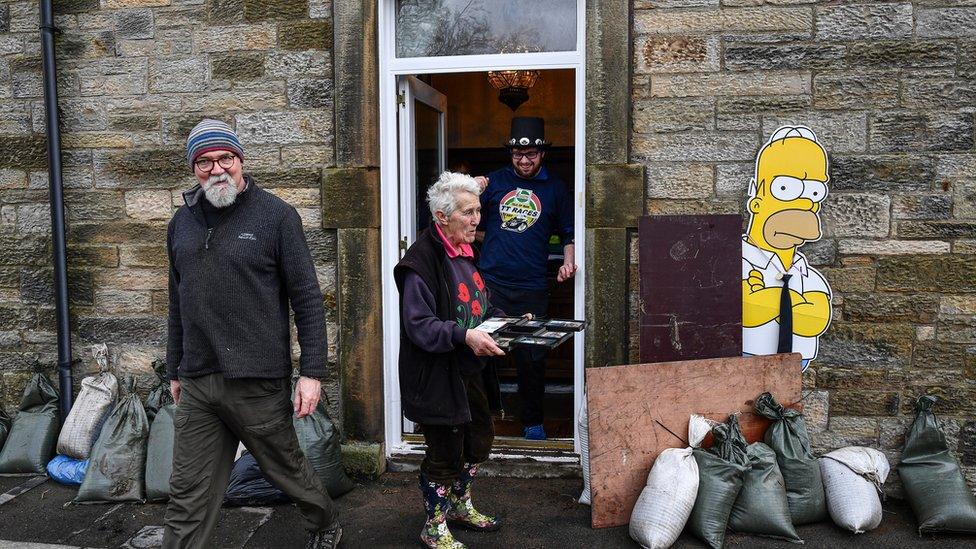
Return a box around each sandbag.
[821,446,889,533]
[224,452,291,507]
[0,372,60,475]
[145,404,176,502]
[74,392,150,503]
[687,415,749,549]
[145,359,173,424]
[630,415,711,549]
[0,406,10,450]
[47,454,89,486]
[728,442,802,542]
[57,371,118,459]
[578,395,592,505]
[899,395,976,534]
[755,392,826,525]
[295,400,355,498]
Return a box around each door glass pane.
[414,100,440,235]
[396,0,577,58]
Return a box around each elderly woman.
[394,171,506,548]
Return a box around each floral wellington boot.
[446,463,502,531]
[419,474,466,549]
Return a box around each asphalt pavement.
[0,473,972,548]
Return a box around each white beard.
[203,173,239,208]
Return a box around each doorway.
[378,0,586,458]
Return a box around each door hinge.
[397,91,405,107]
[399,237,409,251]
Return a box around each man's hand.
[747,268,765,292]
[465,329,505,357]
[556,263,577,282]
[170,380,181,405]
[473,175,489,192]
[293,376,321,419]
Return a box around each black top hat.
[505,117,550,149]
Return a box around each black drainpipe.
[40,0,73,419]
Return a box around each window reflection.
[396,0,577,58]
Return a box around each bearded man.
[163,119,342,549]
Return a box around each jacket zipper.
[205,227,214,250]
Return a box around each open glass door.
[397,75,447,435]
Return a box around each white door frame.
[378,0,587,457]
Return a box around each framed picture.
[494,336,515,349]
[513,336,558,348]
[519,319,547,329]
[537,330,569,340]
[543,319,586,332]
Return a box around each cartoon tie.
[777,273,793,354]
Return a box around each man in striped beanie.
[164,119,343,549]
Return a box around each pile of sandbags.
[0,372,60,475]
[899,396,976,534]
[687,415,749,549]
[144,360,175,502]
[728,441,802,543]
[57,345,118,459]
[629,415,711,549]
[820,446,890,534]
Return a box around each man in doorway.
[474,116,577,440]
[164,119,341,549]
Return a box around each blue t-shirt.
[478,166,574,290]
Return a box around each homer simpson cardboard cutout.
[743,126,833,371]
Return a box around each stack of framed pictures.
[474,317,587,351]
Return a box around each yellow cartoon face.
[747,130,829,252]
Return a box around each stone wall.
[632,1,976,494]
[0,0,340,421]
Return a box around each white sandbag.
[57,345,118,459]
[578,395,591,505]
[820,446,890,534]
[629,415,712,549]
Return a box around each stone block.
[103,0,170,6]
[644,198,740,216]
[337,228,383,441]
[304,227,337,264]
[208,0,245,24]
[67,246,119,268]
[119,245,169,268]
[117,29,194,57]
[211,52,265,80]
[898,221,976,240]
[847,41,956,69]
[837,239,950,255]
[634,7,812,35]
[52,0,100,14]
[831,391,901,416]
[818,322,915,368]
[116,9,154,39]
[829,154,933,193]
[635,36,719,74]
[109,114,161,132]
[20,267,93,306]
[942,295,976,317]
[892,194,952,220]
[918,8,976,39]
[281,145,331,166]
[65,190,125,221]
[877,255,976,292]
[95,288,152,314]
[938,317,976,344]
[78,58,148,96]
[585,228,629,369]
[816,4,912,41]
[813,71,899,109]
[287,78,333,109]
[0,135,47,170]
[0,234,51,266]
[649,71,810,98]
[822,194,891,238]
[585,0,629,165]
[266,187,319,208]
[871,112,974,153]
[266,50,330,78]
[125,190,173,221]
[953,181,976,219]
[961,422,976,466]
[632,131,758,162]
[799,238,836,266]
[16,204,52,234]
[96,268,166,291]
[340,441,386,481]
[149,57,208,93]
[812,416,879,453]
[817,365,906,390]
[644,163,712,200]
[761,111,866,153]
[844,293,940,323]
[76,316,167,345]
[632,98,714,133]
[586,164,644,227]
[715,163,752,199]
[244,0,308,22]
[725,43,846,71]
[69,221,167,245]
[279,20,333,51]
[94,148,188,188]
[193,24,276,52]
[249,169,320,189]
[321,167,379,229]
[55,31,117,59]
[236,111,330,145]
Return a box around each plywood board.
[586,353,802,529]
[639,215,742,363]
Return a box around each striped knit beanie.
[186,119,245,167]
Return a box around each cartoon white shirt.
[742,237,831,361]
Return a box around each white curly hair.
[426,171,481,224]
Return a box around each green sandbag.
[728,442,803,542]
[0,373,59,475]
[755,391,827,525]
[145,360,173,424]
[899,395,976,534]
[687,415,749,549]
[0,406,10,450]
[295,401,355,498]
[74,393,149,503]
[145,404,176,502]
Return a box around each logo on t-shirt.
[499,188,542,233]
